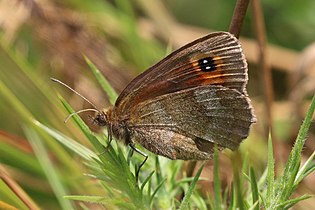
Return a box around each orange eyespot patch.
[188,55,227,86]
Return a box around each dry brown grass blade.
[251,0,275,141]
[0,165,40,210]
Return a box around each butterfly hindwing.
[127,85,255,159]
[131,127,223,160]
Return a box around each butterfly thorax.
[105,107,131,145]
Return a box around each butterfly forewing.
[115,32,248,114]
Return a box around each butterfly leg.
[97,127,113,156]
[127,147,134,165]
[104,125,113,151]
[97,139,112,156]
[102,137,113,153]
[129,143,148,185]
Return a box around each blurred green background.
[0,0,314,209]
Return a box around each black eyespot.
[198,57,216,72]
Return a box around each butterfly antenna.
[51,78,99,110]
[64,108,100,123]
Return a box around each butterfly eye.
[93,112,107,127]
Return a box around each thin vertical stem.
[251,0,275,141]
[229,0,251,38]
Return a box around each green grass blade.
[141,170,155,192]
[266,135,275,207]
[248,201,259,210]
[295,151,315,185]
[250,167,259,210]
[179,162,205,210]
[65,195,135,209]
[64,195,107,203]
[0,81,33,123]
[155,156,163,184]
[233,162,245,210]
[149,178,167,205]
[24,126,74,210]
[33,120,98,161]
[228,183,236,210]
[0,136,42,175]
[282,156,301,199]
[277,194,312,209]
[213,147,222,210]
[257,167,268,190]
[207,193,215,210]
[276,94,315,204]
[222,186,229,209]
[84,56,118,105]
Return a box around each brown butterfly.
[53,31,256,175]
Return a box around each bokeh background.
[0,0,314,209]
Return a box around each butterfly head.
[93,110,108,127]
